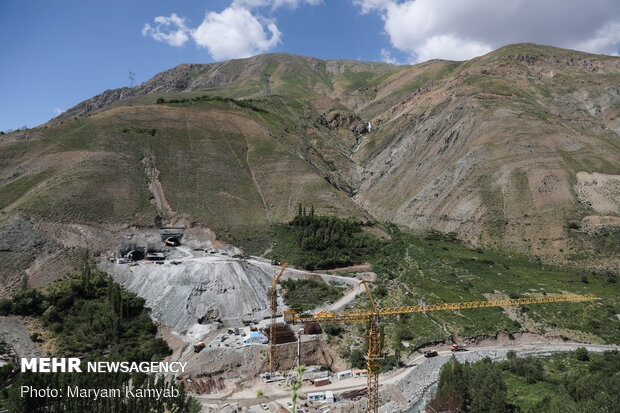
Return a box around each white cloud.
[354,0,390,14]
[413,35,492,63]
[357,0,620,62]
[143,0,326,60]
[192,7,281,60]
[233,0,322,9]
[53,107,63,115]
[142,13,190,47]
[573,21,620,56]
[380,48,398,64]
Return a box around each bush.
[323,324,344,337]
[280,279,344,311]
[575,347,589,362]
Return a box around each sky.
[1,0,619,131]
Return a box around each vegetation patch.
[0,253,170,360]
[369,225,619,352]
[0,253,199,412]
[0,339,16,385]
[433,349,620,413]
[280,278,344,312]
[269,204,381,270]
[157,95,266,112]
[0,170,54,210]
[122,126,156,136]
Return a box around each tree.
[287,365,306,412]
[575,347,589,362]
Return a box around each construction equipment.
[268,263,288,373]
[424,350,438,358]
[450,344,466,352]
[283,280,597,413]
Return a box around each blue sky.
[1,0,619,131]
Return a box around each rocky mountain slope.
[1,43,619,296]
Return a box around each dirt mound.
[184,338,345,378]
[0,217,61,297]
[101,257,275,335]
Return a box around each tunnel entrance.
[126,250,145,261]
[160,227,185,247]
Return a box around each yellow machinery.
[268,263,288,373]
[283,281,597,413]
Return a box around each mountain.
[1,43,619,296]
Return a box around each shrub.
[575,347,589,362]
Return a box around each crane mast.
[283,284,597,413]
[268,263,287,373]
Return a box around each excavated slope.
[101,257,275,336]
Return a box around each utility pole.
[128,71,136,88]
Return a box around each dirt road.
[194,341,620,413]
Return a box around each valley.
[0,43,618,412]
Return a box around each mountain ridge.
[1,43,619,296]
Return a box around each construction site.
[94,231,615,413]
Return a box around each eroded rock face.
[318,110,368,135]
[575,172,620,215]
[507,53,620,74]
[57,88,135,120]
[102,258,274,336]
[0,217,58,297]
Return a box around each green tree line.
[0,252,199,412]
[433,348,620,412]
[271,204,380,270]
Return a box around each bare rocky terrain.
[0,44,618,412]
[1,44,618,299]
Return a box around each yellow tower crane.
[283,280,597,413]
[267,263,288,373]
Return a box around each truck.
[450,345,467,352]
[423,350,438,358]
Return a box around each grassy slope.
[263,216,617,360]
[503,350,620,411]
[0,98,367,231]
[370,227,619,351]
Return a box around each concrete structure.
[146,252,165,261]
[160,227,185,246]
[307,392,325,402]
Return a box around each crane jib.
[283,294,598,324]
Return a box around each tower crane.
[283,281,597,413]
[268,263,288,373]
